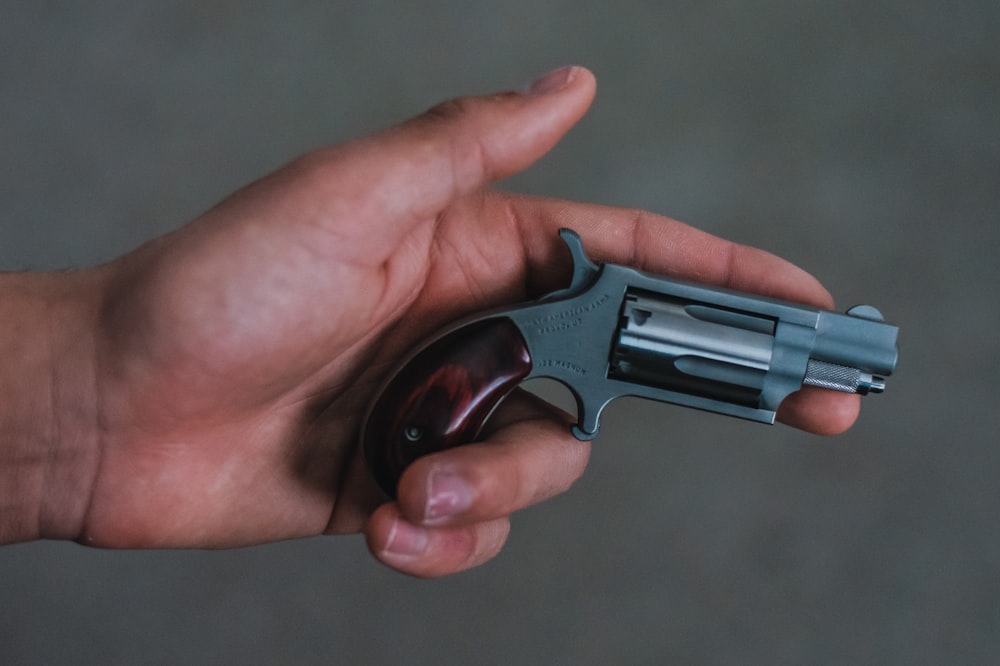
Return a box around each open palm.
[75,68,858,577]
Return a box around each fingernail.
[524,66,576,96]
[383,517,428,559]
[425,470,474,524]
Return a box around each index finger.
[507,194,834,307]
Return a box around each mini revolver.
[362,229,899,497]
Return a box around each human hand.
[18,66,858,576]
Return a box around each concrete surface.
[2,2,998,664]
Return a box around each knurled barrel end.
[803,359,886,395]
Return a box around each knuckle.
[422,95,478,124]
[422,90,519,124]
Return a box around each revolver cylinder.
[610,291,775,407]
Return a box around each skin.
[0,66,858,577]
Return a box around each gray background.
[2,2,997,664]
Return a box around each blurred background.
[2,2,997,663]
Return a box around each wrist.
[0,269,105,544]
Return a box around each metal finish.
[802,359,885,395]
[394,229,899,440]
[504,229,896,438]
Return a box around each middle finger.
[394,389,590,527]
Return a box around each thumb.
[305,66,596,256]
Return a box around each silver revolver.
[362,228,899,497]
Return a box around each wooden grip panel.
[362,317,532,498]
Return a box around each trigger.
[569,390,610,442]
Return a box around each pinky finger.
[365,502,511,578]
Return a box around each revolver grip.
[361,317,532,498]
